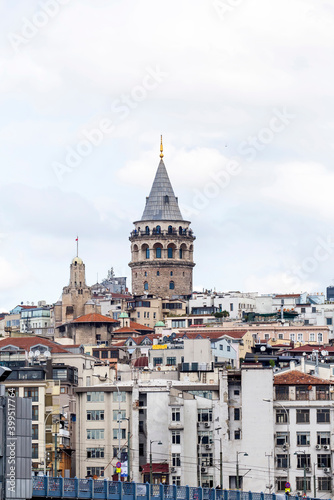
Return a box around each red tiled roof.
[129,321,153,331]
[134,356,149,367]
[0,337,70,353]
[284,345,334,353]
[72,313,119,323]
[182,329,248,339]
[274,370,331,386]
[275,294,301,298]
[141,463,169,474]
[114,327,141,334]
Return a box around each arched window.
[179,226,183,235]
[170,271,173,276]
[144,282,148,291]
[156,225,161,234]
[144,271,147,277]
[168,247,173,258]
[145,226,150,235]
[168,225,173,234]
[156,247,161,258]
[157,271,160,276]
[169,281,175,290]
[179,248,183,259]
[146,248,150,259]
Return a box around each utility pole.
[54,432,58,477]
[313,463,316,499]
[219,440,223,489]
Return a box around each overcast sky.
[1,0,334,311]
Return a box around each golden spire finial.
[160,135,164,159]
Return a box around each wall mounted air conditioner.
[205,445,211,450]
[201,467,207,473]
[171,468,176,473]
[316,444,321,450]
[323,445,329,450]
[324,468,330,473]
[305,468,311,472]
[205,423,210,428]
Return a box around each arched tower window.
[179,248,183,259]
[144,282,148,291]
[179,226,183,235]
[168,225,173,234]
[169,281,175,290]
[156,247,161,258]
[145,226,150,235]
[156,225,161,234]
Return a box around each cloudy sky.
[1,0,334,311]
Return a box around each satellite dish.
[44,350,51,358]
[28,351,34,358]
[321,350,328,357]
[34,350,41,357]
[260,346,266,352]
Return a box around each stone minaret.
[129,138,195,299]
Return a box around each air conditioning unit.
[305,468,311,472]
[205,423,210,428]
[324,468,330,473]
[316,444,321,450]
[297,492,302,497]
[205,445,211,450]
[201,467,207,473]
[323,445,329,450]
[171,468,176,473]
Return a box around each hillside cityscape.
[1,148,334,499]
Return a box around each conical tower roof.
[141,159,183,221]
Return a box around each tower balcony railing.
[130,229,195,239]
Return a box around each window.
[234,408,240,421]
[179,249,183,259]
[296,454,311,468]
[87,448,104,458]
[172,408,181,422]
[296,477,311,491]
[297,432,310,446]
[309,333,315,342]
[146,248,150,259]
[166,357,176,366]
[327,318,332,325]
[318,333,323,342]
[144,282,148,291]
[24,387,38,402]
[316,386,329,400]
[87,410,104,421]
[144,271,147,276]
[230,303,233,312]
[234,389,240,396]
[153,313,156,319]
[198,409,212,422]
[168,248,173,258]
[87,429,104,440]
[276,432,289,446]
[101,351,108,359]
[113,429,126,439]
[113,391,126,402]
[32,424,38,440]
[275,386,289,400]
[318,477,331,491]
[317,432,330,446]
[168,226,173,234]
[86,467,104,478]
[234,430,241,440]
[172,431,181,444]
[157,271,160,276]
[145,226,150,235]
[156,226,161,234]
[296,385,309,400]
[113,410,126,421]
[276,409,289,424]
[317,409,330,423]
[139,443,144,456]
[290,333,295,341]
[32,406,38,421]
[297,333,303,342]
[86,376,91,386]
[32,443,38,459]
[296,409,309,423]
[169,281,175,290]
[317,454,331,468]
[87,392,104,402]
[172,453,181,467]
[276,478,288,492]
[156,247,161,258]
[276,454,289,468]
[301,307,306,313]
[172,476,181,486]
[153,357,163,367]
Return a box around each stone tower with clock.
[129,139,195,299]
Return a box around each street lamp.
[150,440,162,485]
[263,399,290,480]
[236,452,248,490]
[294,451,307,496]
[214,427,224,489]
[44,409,60,476]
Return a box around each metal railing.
[32,477,327,500]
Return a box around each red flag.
[75,237,78,241]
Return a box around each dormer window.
[165,195,169,204]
